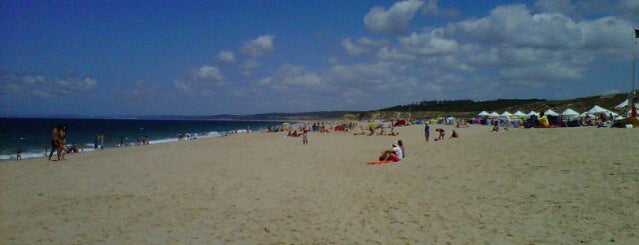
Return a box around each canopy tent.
[478,111,490,116]
[543,109,560,116]
[614,99,639,109]
[527,111,540,117]
[561,108,580,117]
[513,110,527,117]
[580,112,596,118]
[587,105,611,114]
[488,111,500,118]
[500,111,512,117]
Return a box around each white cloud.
[456,4,583,49]
[341,37,388,56]
[191,65,224,84]
[399,28,458,55]
[173,80,192,93]
[1,73,98,98]
[341,38,367,55]
[376,46,417,61]
[534,0,575,15]
[258,77,272,85]
[421,0,459,17]
[240,35,275,57]
[239,59,262,77]
[364,0,425,34]
[273,64,322,88]
[216,51,236,63]
[241,59,262,70]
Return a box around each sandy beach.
[1,124,638,244]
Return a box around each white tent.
[527,111,539,117]
[561,108,580,117]
[488,111,500,118]
[513,110,527,117]
[544,109,560,116]
[478,111,490,116]
[587,105,611,114]
[500,111,512,117]
[614,99,639,109]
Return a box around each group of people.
[424,123,458,142]
[375,122,462,163]
[286,129,310,144]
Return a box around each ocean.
[0,118,284,161]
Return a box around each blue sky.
[2,0,639,117]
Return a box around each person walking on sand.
[97,132,105,149]
[48,125,66,160]
[424,122,430,142]
[16,147,22,161]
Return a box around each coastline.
[1,124,638,243]
[0,118,287,162]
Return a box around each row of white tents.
[478,105,623,120]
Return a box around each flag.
[636,29,639,38]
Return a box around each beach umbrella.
[513,110,527,118]
[544,109,560,116]
[478,111,489,116]
[561,108,580,117]
[587,105,610,114]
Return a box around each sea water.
[0,118,284,161]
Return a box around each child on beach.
[302,129,309,144]
[435,128,445,141]
[449,130,459,139]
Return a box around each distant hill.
[367,92,632,120]
[130,91,635,121]
[240,91,633,121]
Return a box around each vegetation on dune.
[193,91,636,121]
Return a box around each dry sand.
[1,124,638,244]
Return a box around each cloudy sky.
[2,0,639,117]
